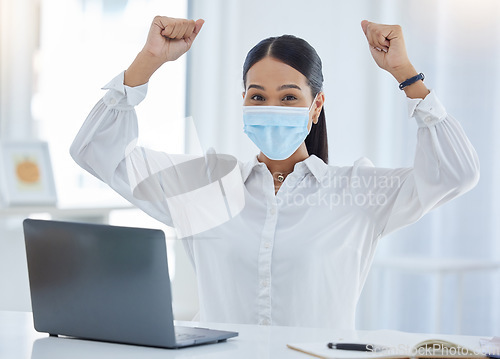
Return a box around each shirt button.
[261,280,269,287]
[269,207,276,215]
[260,319,270,326]
[109,98,117,105]
[424,117,432,123]
[264,242,271,249]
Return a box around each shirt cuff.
[406,90,447,128]
[101,71,148,108]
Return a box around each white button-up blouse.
[70,72,479,330]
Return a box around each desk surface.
[0,204,134,217]
[0,311,491,359]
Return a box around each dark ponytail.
[242,35,328,164]
[305,108,328,163]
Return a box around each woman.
[70,16,479,329]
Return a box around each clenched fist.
[143,16,205,63]
[125,16,204,86]
[361,20,429,98]
[361,20,414,82]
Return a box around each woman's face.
[243,56,324,130]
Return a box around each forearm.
[70,72,147,180]
[379,110,479,236]
[70,98,175,226]
[70,99,138,182]
[398,96,478,215]
[124,51,165,87]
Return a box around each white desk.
[0,204,135,223]
[0,311,492,359]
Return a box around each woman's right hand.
[124,16,204,87]
[143,16,204,63]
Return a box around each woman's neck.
[257,143,309,191]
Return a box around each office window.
[33,0,188,206]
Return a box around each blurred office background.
[0,0,499,336]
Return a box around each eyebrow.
[247,84,265,91]
[247,84,302,91]
[278,84,302,91]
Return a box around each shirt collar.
[241,154,328,184]
[303,155,329,183]
[241,155,262,183]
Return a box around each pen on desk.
[327,343,376,351]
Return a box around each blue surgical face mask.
[242,96,317,160]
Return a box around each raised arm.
[70,16,204,227]
[355,20,480,237]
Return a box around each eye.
[282,95,297,102]
[250,94,265,101]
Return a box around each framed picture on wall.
[0,141,57,206]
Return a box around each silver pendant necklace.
[274,172,289,183]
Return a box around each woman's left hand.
[360,20,416,83]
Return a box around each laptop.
[23,218,238,348]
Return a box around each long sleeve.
[70,71,175,226]
[70,72,246,236]
[351,90,480,238]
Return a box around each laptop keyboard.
[175,332,207,341]
[175,327,206,341]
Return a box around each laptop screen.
[23,219,177,347]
